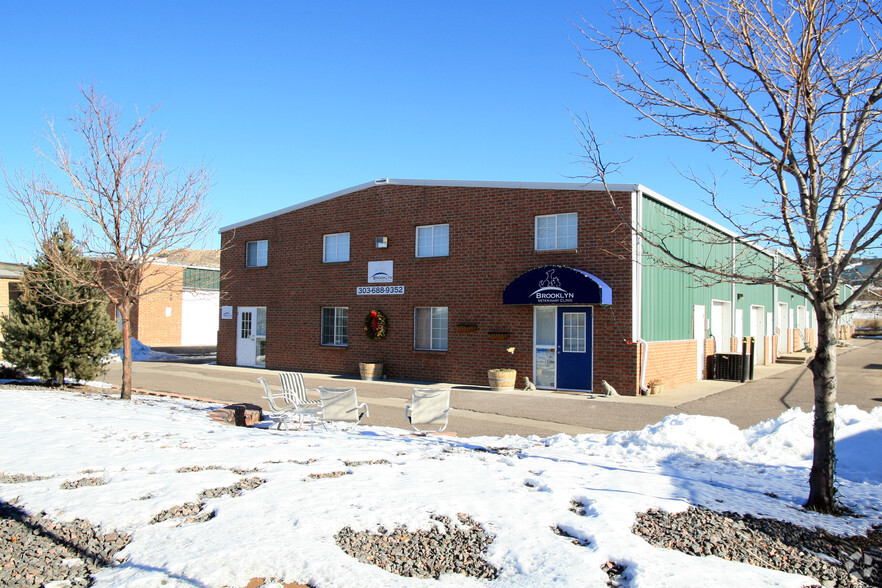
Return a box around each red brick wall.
[219,184,642,392]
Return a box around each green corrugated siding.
[638,195,823,342]
[640,198,734,341]
[770,256,810,332]
[734,243,775,326]
[183,268,220,290]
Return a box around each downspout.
[638,338,649,394]
[732,237,738,351]
[633,189,649,394]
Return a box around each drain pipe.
[637,338,649,394]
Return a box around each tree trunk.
[119,301,133,400]
[806,299,838,513]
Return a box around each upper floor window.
[321,307,348,346]
[323,232,350,263]
[414,306,448,351]
[246,240,268,267]
[535,213,577,251]
[416,223,449,258]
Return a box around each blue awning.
[503,265,612,305]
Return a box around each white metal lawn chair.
[405,387,451,433]
[319,386,369,427]
[258,376,298,431]
[278,372,324,430]
[279,372,323,409]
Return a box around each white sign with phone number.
[357,285,404,295]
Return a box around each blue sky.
[1,1,736,259]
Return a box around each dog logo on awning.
[530,269,574,301]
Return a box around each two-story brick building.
[217,179,819,394]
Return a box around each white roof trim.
[635,185,739,239]
[219,180,380,233]
[217,177,787,260]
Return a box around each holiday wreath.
[364,309,388,340]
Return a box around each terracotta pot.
[359,362,383,381]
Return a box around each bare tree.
[5,85,215,400]
[574,0,882,513]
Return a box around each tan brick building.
[218,179,822,394]
[0,262,24,360]
[123,251,221,347]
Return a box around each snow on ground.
[1,388,880,587]
[110,338,180,362]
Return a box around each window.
[535,213,578,251]
[414,307,448,350]
[256,307,267,366]
[323,232,350,262]
[416,224,449,258]
[321,307,348,346]
[562,312,587,352]
[246,240,268,267]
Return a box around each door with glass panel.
[557,307,593,391]
[533,306,593,391]
[236,306,266,367]
[533,307,557,388]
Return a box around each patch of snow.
[113,338,180,362]
[0,389,878,587]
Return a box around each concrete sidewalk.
[101,338,881,437]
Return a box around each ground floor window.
[321,307,348,346]
[414,307,448,350]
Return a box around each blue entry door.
[556,306,593,391]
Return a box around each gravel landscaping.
[632,506,881,587]
[335,513,500,580]
[3,491,882,586]
[0,499,130,587]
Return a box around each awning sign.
[502,266,612,305]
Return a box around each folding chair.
[319,386,369,426]
[405,387,451,433]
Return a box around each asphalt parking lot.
[102,338,882,437]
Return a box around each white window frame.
[321,307,348,346]
[561,312,587,353]
[414,306,448,351]
[245,240,268,267]
[415,223,449,258]
[323,232,350,263]
[535,212,578,251]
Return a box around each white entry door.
[236,307,262,367]
[777,302,789,355]
[750,305,765,364]
[734,309,744,352]
[711,300,731,354]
